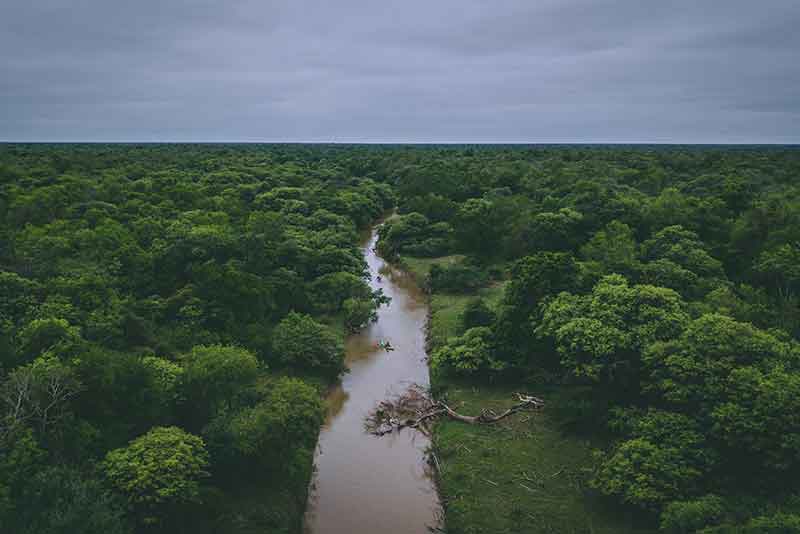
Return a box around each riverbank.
[403,255,655,534]
[304,228,441,534]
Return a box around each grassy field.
[428,283,506,349]
[432,383,655,534]
[403,254,656,534]
[401,254,466,281]
[399,253,506,347]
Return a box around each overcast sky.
[1,1,798,143]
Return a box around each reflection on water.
[323,384,349,424]
[304,228,441,534]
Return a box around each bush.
[460,298,496,331]
[428,263,488,293]
[430,327,506,379]
[660,494,725,533]
[343,297,377,332]
[739,513,800,532]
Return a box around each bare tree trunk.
[365,385,544,436]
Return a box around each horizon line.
[1,140,799,146]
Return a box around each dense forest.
[2,143,800,533]
[0,144,394,533]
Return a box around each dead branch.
[365,384,544,436]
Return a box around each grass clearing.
[432,382,655,534]
[429,281,507,348]
[400,253,507,347]
[411,254,655,534]
[401,254,466,281]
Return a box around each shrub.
[430,327,506,379]
[343,298,378,332]
[460,298,496,331]
[660,494,725,533]
[428,263,488,293]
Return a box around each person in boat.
[377,340,394,351]
[376,275,382,282]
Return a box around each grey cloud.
[0,0,798,142]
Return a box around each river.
[303,227,441,534]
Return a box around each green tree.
[641,225,726,299]
[430,327,506,379]
[660,494,725,533]
[343,298,377,332]
[537,275,688,388]
[509,207,583,255]
[271,312,344,377]
[14,466,132,534]
[593,410,715,510]
[16,317,82,363]
[454,198,503,257]
[181,345,259,418]
[494,251,581,368]
[643,314,790,409]
[460,298,496,331]
[580,220,639,278]
[102,426,209,525]
[230,378,323,467]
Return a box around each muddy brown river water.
[304,227,441,534]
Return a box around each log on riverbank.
[365,384,544,436]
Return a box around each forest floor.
[404,255,656,534]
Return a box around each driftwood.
[365,384,544,436]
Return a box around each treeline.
[0,144,393,533]
[3,143,800,533]
[380,146,800,532]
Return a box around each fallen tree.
[365,384,544,436]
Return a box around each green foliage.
[141,355,184,413]
[643,314,790,408]
[581,220,639,277]
[229,378,323,466]
[0,426,46,526]
[504,252,581,312]
[13,466,132,534]
[455,197,506,257]
[181,345,259,420]
[734,513,800,533]
[4,143,800,532]
[271,312,344,376]
[103,426,209,524]
[428,261,488,293]
[593,410,715,510]
[342,297,378,332]
[1,355,82,439]
[509,207,584,255]
[710,365,800,471]
[430,327,506,379]
[641,225,726,299]
[538,275,688,386]
[460,298,496,330]
[16,317,82,363]
[660,494,725,533]
[377,212,454,258]
[308,271,372,313]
